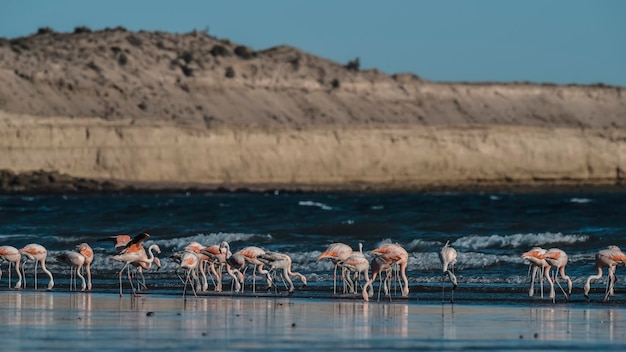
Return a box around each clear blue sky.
[1,0,624,86]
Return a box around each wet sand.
[1,291,625,350]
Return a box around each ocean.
[1,191,625,304]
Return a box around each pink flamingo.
[77,243,94,291]
[56,250,87,291]
[179,250,200,298]
[362,255,393,301]
[363,243,409,301]
[200,244,228,292]
[338,243,371,296]
[233,246,272,293]
[0,245,23,289]
[521,247,550,298]
[20,243,54,290]
[439,241,458,302]
[543,248,572,302]
[133,244,161,291]
[258,251,307,294]
[318,243,353,294]
[584,245,626,301]
[184,242,210,292]
[111,233,150,296]
[217,242,244,292]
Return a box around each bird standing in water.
[20,243,54,290]
[543,248,572,302]
[584,245,626,301]
[0,245,24,289]
[521,247,550,298]
[362,243,409,301]
[439,241,458,303]
[111,233,150,297]
[318,243,353,294]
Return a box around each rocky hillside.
[1,28,625,192]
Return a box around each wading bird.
[20,243,54,290]
[133,244,161,291]
[543,248,572,302]
[521,247,550,298]
[56,250,87,291]
[111,233,150,297]
[362,255,393,302]
[318,243,353,294]
[258,251,307,294]
[363,243,409,301]
[77,243,94,291]
[338,243,371,296]
[179,250,201,298]
[584,245,626,301]
[0,245,23,289]
[200,244,227,292]
[439,241,458,303]
[217,242,244,292]
[231,246,272,293]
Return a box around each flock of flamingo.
[1,233,626,302]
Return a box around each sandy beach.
[1,291,625,350]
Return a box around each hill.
[1,28,625,192]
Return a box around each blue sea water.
[1,191,626,303]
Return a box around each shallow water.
[2,191,626,349]
[2,191,626,301]
[1,291,625,350]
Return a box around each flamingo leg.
[34,260,38,290]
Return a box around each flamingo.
[133,244,161,291]
[179,250,200,298]
[584,245,626,301]
[200,244,229,292]
[362,255,393,302]
[111,232,150,297]
[338,243,372,296]
[362,243,410,301]
[19,243,54,290]
[0,245,23,289]
[56,250,87,291]
[184,242,210,292]
[77,243,94,291]
[521,247,550,298]
[439,241,458,303]
[217,242,244,292]
[231,246,272,293]
[258,251,307,294]
[318,243,353,294]
[543,248,572,302]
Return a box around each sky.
[1,0,625,86]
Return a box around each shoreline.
[2,169,626,195]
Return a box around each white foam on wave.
[144,232,272,251]
[570,198,592,204]
[298,200,333,211]
[52,235,90,244]
[452,232,588,250]
[408,251,523,271]
[406,239,446,251]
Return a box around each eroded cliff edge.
[1,28,625,192]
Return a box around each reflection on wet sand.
[1,292,626,349]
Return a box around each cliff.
[1,28,625,192]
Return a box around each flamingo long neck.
[146,245,157,263]
[584,266,603,296]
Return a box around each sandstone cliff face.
[1,29,625,191]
